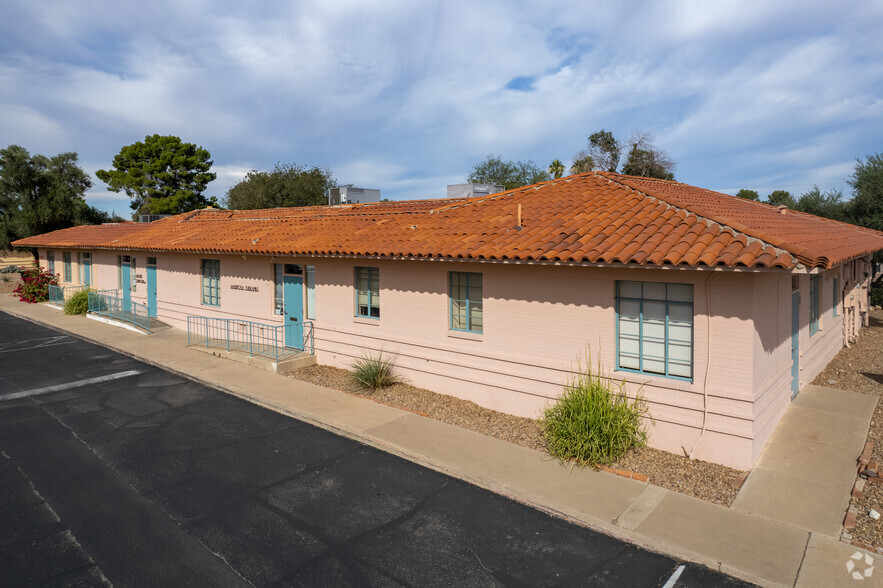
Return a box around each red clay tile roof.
[13,173,883,269]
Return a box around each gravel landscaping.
[289,363,747,507]
[0,272,23,294]
[814,308,883,548]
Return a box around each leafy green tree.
[620,132,675,180]
[467,155,550,190]
[570,151,594,174]
[847,152,883,233]
[0,145,93,250]
[586,130,621,172]
[224,163,337,209]
[548,159,565,180]
[766,190,796,208]
[735,189,760,201]
[793,185,847,221]
[96,134,217,215]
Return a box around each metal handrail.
[187,316,314,362]
[48,284,86,304]
[87,291,151,333]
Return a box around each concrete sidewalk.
[1,294,879,588]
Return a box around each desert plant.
[13,263,58,303]
[541,355,650,466]
[64,289,91,315]
[351,350,403,390]
[0,265,20,274]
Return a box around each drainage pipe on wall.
[689,270,716,460]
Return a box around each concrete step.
[186,343,316,375]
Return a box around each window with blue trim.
[617,281,693,379]
[47,250,55,274]
[833,277,839,317]
[201,259,220,306]
[355,267,379,318]
[63,252,72,282]
[809,275,820,335]
[450,272,482,333]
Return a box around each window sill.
[353,316,380,326]
[448,329,483,342]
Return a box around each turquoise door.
[146,264,157,318]
[121,260,131,313]
[83,256,91,286]
[791,291,800,398]
[283,275,304,349]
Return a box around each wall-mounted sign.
[230,285,259,292]
[135,278,146,284]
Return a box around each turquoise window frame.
[809,275,820,335]
[63,251,72,282]
[47,250,55,274]
[449,272,483,333]
[201,259,221,306]
[355,267,379,318]
[615,281,694,381]
[833,277,839,317]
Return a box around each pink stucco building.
[13,172,883,469]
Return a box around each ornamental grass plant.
[64,289,91,315]
[351,350,403,391]
[13,263,58,303]
[541,355,649,466]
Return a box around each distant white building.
[446,183,505,199]
[327,187,381,205]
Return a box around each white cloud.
[0,0,881,207]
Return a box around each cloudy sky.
[1,1,881,215]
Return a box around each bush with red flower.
[13,263,59,303]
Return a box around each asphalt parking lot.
[0,311,753,586]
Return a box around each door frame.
[283,274,304,349]
[121,255,132,313]
[146,260,157,318]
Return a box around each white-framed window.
[201,259,220,306]
[810,275,820,335]
[306,265,316,320]
[617,281,693,380]
[355,267,379,318]
[449,271,482,333]
[273,264,284,314]
[63,252,72,282]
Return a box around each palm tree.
[548,159,565,180]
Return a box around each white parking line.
[662,564,685,588]
[0,370,142,401]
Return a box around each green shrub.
[351,350,403,390]
[541,357,649,466]
[64,289,91,315]
[13,263,58,303]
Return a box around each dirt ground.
[289,363,746,507]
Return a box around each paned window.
[449,272,483,333]
[617,281,693,379]
[306,265,316,320]
[274,264,284,314]
[833,277,839,317]
[355,267,379,318]
[810,275,820,335]
[47,251,55,274]
[202,259,221,306]
[63,252,72,282]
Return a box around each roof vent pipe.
[517,203,522,229]
[777,205,788,214]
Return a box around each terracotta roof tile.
[12,173,883,269]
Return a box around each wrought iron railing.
[87,291,151,333]
[48,284,86,304]
[186,316,314,362]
